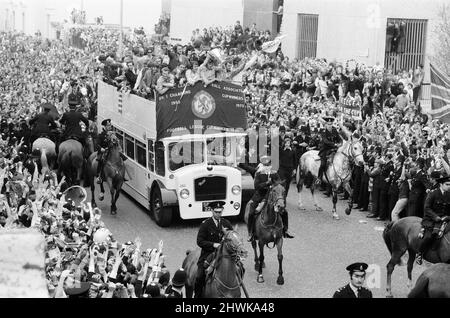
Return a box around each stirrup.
[247,233,255,242]
[415,254,423,265]
[96,177,103,184]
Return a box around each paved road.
[89,183,428,298]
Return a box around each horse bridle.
[342,140,364,164]
[212,231,247,296]
[330,141,364,183]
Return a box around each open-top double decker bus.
[97,81,254,227]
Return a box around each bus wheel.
[151,187,173,227]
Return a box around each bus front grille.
[194,176,227,201]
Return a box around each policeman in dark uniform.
[29,104,58,143]
[95,118,132,184]
[416,174,450,265]
[59,94,89,146]
[278,135,297,198]
[165,268,187,298]
[333,262,373,298]
[317,116,342,183]
[194,201,233,298]
[95,119,112,184]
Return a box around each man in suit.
[194,201,233,298]
[333,263,373,298]
[29,104,58,143]
[59,94,89,146]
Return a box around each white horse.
[32,137,57,171]
[296,130,365,220]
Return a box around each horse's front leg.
[251,239,259,272]
[112,182,122,214]
[257,241,265,283]
[276,238,284,285]
[343,182,353,215]
[109,180,117,215]
[99,180,105,201]
[332,187,340,220]
[90,181,97,208]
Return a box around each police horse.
[245,181,286,285]
[32,137,57,171]
[182,229,248,298]
[383,217,450,298]
[296,129,365,220]
[58,137,85,186]
[408,263,450,298]
[87,132,125,215]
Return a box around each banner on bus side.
[156,81,248,139]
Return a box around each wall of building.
[0,0,55,37]
[243,0,277,35]
[170,0,244,43]
[281,0,445,66]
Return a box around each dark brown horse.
[182,229,248,298]
[408,263,450,298]
[383,217,450,297]
[87,133,125,215]
[245,182,286,285]
[58,139,84,186]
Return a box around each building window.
[125,134,135,159]
[297,13,318,60]
[384,18,427,73]
[135,140,147,168]
[148,139,155,172]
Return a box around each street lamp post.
[119,0,123,59]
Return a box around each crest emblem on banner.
[191,90,216,119]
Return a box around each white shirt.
[349,283,360,298]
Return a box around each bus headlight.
[232,185,241,195]
[179,189,190,199]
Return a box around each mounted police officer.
[95,118,112,184]
[194,201,233,298]
[95,118,132,184]
[247,155,294,242]
[29,104,58,143]
[317,116,342,184]
[416,174,450,265]
[333,262,373,298]
[59,94,89,146]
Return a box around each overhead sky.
[21,0,162,31]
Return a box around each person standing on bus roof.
[96,119,132,184]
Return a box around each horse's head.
[221,228,248,262]
[107,132,119,148]
[267,182,286,213]
[345,137,365,166]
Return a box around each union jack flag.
[430,64,450,123]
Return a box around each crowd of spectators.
[1,17,450,297]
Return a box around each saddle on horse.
[416,221,449,265]
[317,149,337,183]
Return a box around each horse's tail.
[182,250,192,268]
[407,273,429,298]
[383,221,395,256]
